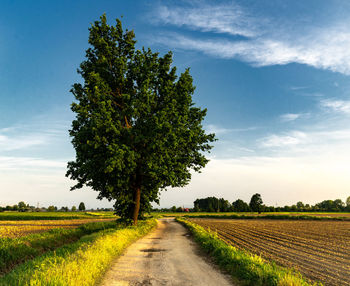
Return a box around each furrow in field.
[190,219,350,286]
[213,229,348,286]
[215,224,348,272]
[194,219,350,253]
[215,222,350,264]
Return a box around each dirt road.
[99,218,234,286]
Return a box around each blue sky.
[1,0,350,209]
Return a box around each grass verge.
[0,220,119,275]
[0,219,157,286]
[177,217,321,286]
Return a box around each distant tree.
[296,201,304,211]
[219,198,231,212]
[249,193,263,214]
[315,199,344,212]
[170,206,177,212]
[71,206,77,212]
[265,206,275,212]
[346,196,350,211]
[47,205,56,212]
[232,199,250,212]
[78,202,86,211]
[290,204,297,211]
[333,199,345,211]
[66,15,215,225]
[18,201,27,212]
[176,207,183,212]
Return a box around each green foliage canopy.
[78,202,86,211]
[249,193,263,213]
[194,197,230,212]
[232,199,250,212]
[66,15,215,223]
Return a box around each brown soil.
[189,218,350,286]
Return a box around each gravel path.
[99,218,234,286]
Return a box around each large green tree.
[66,15,215,224]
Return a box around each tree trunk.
[132,187,141,225]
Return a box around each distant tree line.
[153,195,350,213]
[0,201,112,212]
[191,195,350,213]
[193,194,264,213]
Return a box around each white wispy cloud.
[260,131,308,148]
[280,113,302,122]
[206,124,232,135]
[0,121,69,152]
[155,3,259,37]
[0,133,47,151]
[320,99,350,114]
[259,128,350,151]
[0,156,66,170]
[152,3,350,75]
[206,124,256,135]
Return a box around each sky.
[1,0,350,209]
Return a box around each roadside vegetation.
[0,220,117,275]
[177,217,320,286]
[0,219,156,285]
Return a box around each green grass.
[0,219,157,286]
[177,217,321,286]
[0,220,118,275]
[0,211,115,221]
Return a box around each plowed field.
[189,218,350,286]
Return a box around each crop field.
[0,211,116,238]
[189,218,350,286]
[0,211,115,220]
[0,218,115,238]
